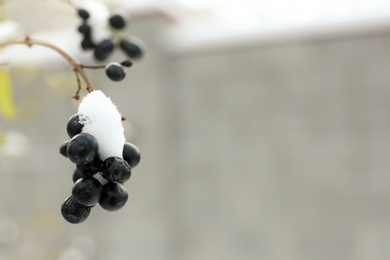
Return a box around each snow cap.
[78,90,124,160]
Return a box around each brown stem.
[80,60,133,69]
[80,64,106,69]
[0,36,94,99]
[73,68,82,100]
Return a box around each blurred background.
[1,0,390,259]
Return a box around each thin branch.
[0,36,94,99]
[80,64,106,69]
[81,60,133,69]
[73,68,82,100]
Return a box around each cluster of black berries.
[76,8,143,65]
[59,114,140,224]
[76,8,144,82]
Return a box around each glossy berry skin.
[94,39,114,61]
[59,141,69,158]
[123,142,140,168]
[77,9,90,20]
[99,182,128,211]
[61,196,91,224]
[119,40,143,60]
[67,114,83,138]
[72,177,103,206]
[105,63,126,81]
[76,155,102,176]
[102,157,131,183]
[67,133,98,165]
[109,14,126,29]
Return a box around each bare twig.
[0,36,94,99]
[80,64,106,69]
[81,60,133,69]
[73,68,82,100]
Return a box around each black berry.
[123,142,140,168]
[99,182,128,211]
[67,133,98,165]
[81,36,95,50]
[102,157,131,183]
[93,39,114,61]
[78,23,91,36]
[109,14,126,29]
[59,141,69,157]
[66,114,83,138]
[61,196,91,224]
[105,63,126,81]
[119,39,143,60]
[72,177,103,206]
[77,9,90,20]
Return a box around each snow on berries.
[59,90,140,224]
[78,90,124,160]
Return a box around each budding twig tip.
[24,36,33,48]
[120,60,132,67]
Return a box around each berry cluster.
[76,8,143,62]
[76,6,144,83]
[59,114,140,224]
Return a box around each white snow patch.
[78,90,124,160]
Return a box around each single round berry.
[78,23,91,36]
[77,9,90,20]
[119,39,143,60]
[81,36,95,50]
[105,63,126,81]
[123,142,140,168]
[99,182,128,211]
[94,39,114,61]
[102,157,131,183]
[61,196,91,224]
[72,177,103,206]
[98,39,114,52]
[109,14,126,29]
[67,133,98,165]
[67,114,83,138]
[59,141,69,158]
